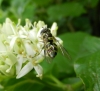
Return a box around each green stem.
[49,74,64,86]
[67,22,75,32]
[5,79,43,90]
[45,74,69,90]
[45,74,83,91]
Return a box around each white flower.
[51,22,58,37]
[0,18,62,79]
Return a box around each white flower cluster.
[0,18,59,79]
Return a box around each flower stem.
[44,74,83,91]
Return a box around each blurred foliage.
[0,0,100,91]
[0,0,99,35]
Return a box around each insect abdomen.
[46,43,58,58]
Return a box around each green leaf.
[0,0,3,6]
[77,36,100,58]
[47,2,86,20]
[10,0,30,16]
[14,83,44,91]
[74,36,100,91]
[33,0,52,6]
[22,5,36,21]
[3,78,44,91]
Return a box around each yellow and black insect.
[40,27,70,62]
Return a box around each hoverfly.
[40,27,71,62]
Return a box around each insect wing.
[56,40,71,60]
[44,47,53,63]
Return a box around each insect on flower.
[39,27,71,63]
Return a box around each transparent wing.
[44,46,53,63]
[54,38,71,60]
[58,43,71,60]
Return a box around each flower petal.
[36,21,46,29]
[51,22,58,37]
[16,62,34,79]
[33,64,43,79]
[28,30,37,41]
[56,37,63,45]
[24,41,36,57]
[16,55,24,75]
[1,18,15,36]
[0,37,7,52]
[9,36,18,49]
